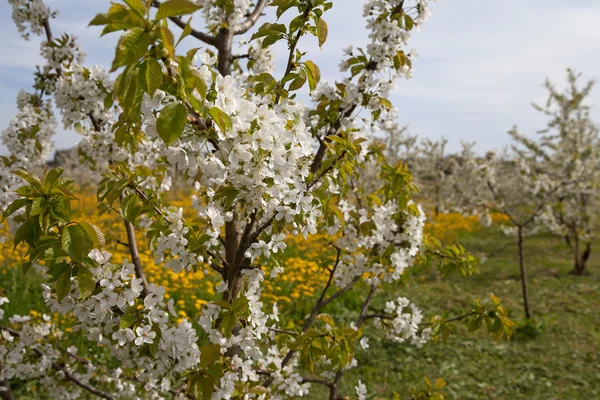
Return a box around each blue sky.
[1,0,600,155]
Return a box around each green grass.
[323,227,600,399]
[2,227,599,399]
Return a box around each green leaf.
[118,64,145,116]
[62,224,94,261]
[221,313,236,337]
[303,60,320,92]
[404,14,414,30]
[140,58,163,96]
[44,168,65,191]
[30,198,43,216]
[156,102,188,146]
[159,26,175,58]
[3,198,30,221]
[155,0,201,20]
[56,267,72,301]
[208,107,232,133]
[316,18,328,47]
[120,194,142,223]
[13,221,34,249]
[148,326,162,355]
[120,307,138,328]
[47,262,70,283]
[88,13,110,26]
[77,266,96,299]
[251,22,286,42]
[200,343,221,367]
[176,16,193,46]
[124,0,146,17]
[21,261,33,276]
[178,55,198,93]
[189,374,214,400]
[288,71,306,91]
[79,221,106,248]
[111,28,151,72]
[14,170,42,189]
[274,0,296,19]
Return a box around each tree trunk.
[571,240,591,275]
[0,365,14,400]
[216,28,233,76]
[517,226,532,319]
[215,24,241,301]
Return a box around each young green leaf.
[79,221,106,248]
[62,224,94,261]
[77,266,96,299]
[303,60,320,92]
[176,16,193,46]
[111,28,151,72]
[55,267,72,301]
[155,0,201,20]
[140,58,163,96]
[209,107,232,133]
[156,102,188,146]
[316,18,328,47]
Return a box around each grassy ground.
[327,227,600,399]
[1,225,599,399]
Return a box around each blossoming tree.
[511,69,600,275]
[455,139,580,320]
[0,0,513,399]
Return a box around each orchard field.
[2,198,598,399]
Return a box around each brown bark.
[0,371,14,400]
[517,226,532,319]
[571,240,591,275]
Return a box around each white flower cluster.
[195,0,253,30]
[197,269,307,398]
[247,38,274,75]
[363,0,429,71]
[375,296,431,347]
[257,346,311,399]
[0,91,56,227]
[54,65,114,129]
[153,208,205,273]
[332,200,425,287]
[42,250,201,388]
[0,299,105,399]
[317,0,432,143]
[356,380,368,400]
[142,60,320,255]
[41,35,85,71]
[2,92,56,165]
[8,0,52,40]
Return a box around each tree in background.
[456,140,581,320]
[511,69,600,275]
[380,122,456,216]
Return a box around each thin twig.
[233,0,269,35]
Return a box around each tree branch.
[120,193,150,298]
[302,377,334,388]
[233,0,269,35]
[50,360,114,400]
[274,8,310,104]
[329,284,377,400]
[420,311,477,327]
[0,327,114,400]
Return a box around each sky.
[1,0,600,156]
